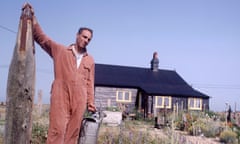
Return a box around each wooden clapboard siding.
[95,86,138,111]
[151,95,209,113]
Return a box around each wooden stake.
[5,4,35,144]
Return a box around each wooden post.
[171,104,176,144]
[37,90,43,115]
[5,4,35,144]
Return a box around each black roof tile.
[95,63,209,98]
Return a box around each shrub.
[98,120,170,144]
[31,122,48,144]
[135,110,144,120]
[204,110,217,118]
[232,125,240,142]
[200,121,220,137]
[219,113,226,122]
[219,130,237,144]
[106,106,120,112]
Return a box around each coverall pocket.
[82,64,91,85]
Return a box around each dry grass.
[1,105,238,144]
[98,120,170,144]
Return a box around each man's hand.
[88,103,97,112]
[22,3,37,25]
[22,3,34,15]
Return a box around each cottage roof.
[95,63,209,98]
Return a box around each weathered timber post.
[5,4,35,144]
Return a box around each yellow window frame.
[188,98,202,110]
[116,90,132,102]
[155,96,172,109]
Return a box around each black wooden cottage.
[94,63,210,118]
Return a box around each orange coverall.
[33,23,95,144]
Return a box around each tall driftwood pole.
[5,4,35,144]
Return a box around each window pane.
[189,99,194,107]
[125,92,129,100]
[157,97,163,106]
[164,97,169,107]
[118,92,123,100]
[196,99,201,108]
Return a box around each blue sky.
[0,1,239,112]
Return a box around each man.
[23,3,96,144]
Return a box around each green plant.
[106,106,120,112]
[204,110,217,118]
[175,121,185,131]
[134,109,144,120]
[0,119,5,125]
[201,122,219,137]
[219,113,226,122]
[98,120,170,144]
[31,122,48,144]
[219,129,237,144]
[232,125,240,143]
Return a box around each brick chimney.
[150,52,159,72]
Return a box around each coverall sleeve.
[33,23,60,58]
[87,62,95,107]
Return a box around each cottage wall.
[171,97,188,111]
[150,96,209,116]
[151,96,188,113]
[95,86,138,112]
[202,98,210,110]
[94,86,210,119]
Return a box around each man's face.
[76,30,92,50]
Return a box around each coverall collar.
[68,44,88,57]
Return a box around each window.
[155,96,172,108]
[188,98,202,110]
[116,90,132,102]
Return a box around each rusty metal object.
[5,4,35,144]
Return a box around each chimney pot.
[150,52,159,72]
